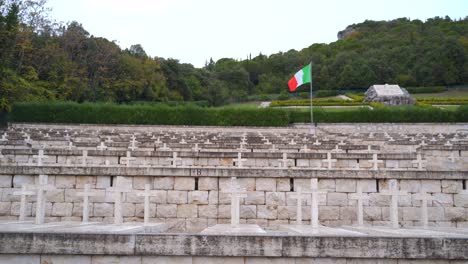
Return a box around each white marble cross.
[81,150,93,166]
[30,175,56,224]
[234,152,247,168]
[107,182,133,224]
[121,151,136,167]
[411,153,427,170]
[309,178,327,229]
[289,139,297,145]
[13,185,35,221]
[237,143,247,152]
[369,153,384,171]
[136,184,159,225]
[290,186,309,225]
[96,142,107,151]
[444,140,453,147]
[380,179,408,229]
[224,177,247,227]
[76,184,101,223]
[300,145,310,153]
[332,144,343,153]
[0,133,7,142]
[413,190,434,229]
[322,152,337,170]
[128,137,138,151]
[192,143,202,152]
[167,152,182,167]
[32,149,47,166]
[313,139,321,146]
[278,153,291,168]
[159,143,171,151]
[349,183,369,227]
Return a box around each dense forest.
[0,0,467,111]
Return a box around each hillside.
[0,1,467,110]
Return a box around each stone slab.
[345,226,468,238]
[279,225,367,236]
[200,224,266,235]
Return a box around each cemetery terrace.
[0,122,467,263]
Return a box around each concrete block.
[193,257,244,264]
[167,191,188,204]
[400,180,421,193]
[186,218,208,232]
[188,191,209,205]
[245,192,265,205]
[327,193,348,206]
[256,178,276,191]
[177,204,198,218]
[208,191,218,205]
[157,204,177,218]
[0,175,12,188]
[441,180,462,193]
[54,176,76,189]
[96,176,111,189]
[142,256,192,264]
[199,177,218,191]
[51,202,73,217]
[265,192,285,206]
[245,257,295,264]
[154,177,174,190]
[445,207,466,221]
[0,202,11,216]
[133,176,151,190]
[318,179,336,192]
[276,178,291,192]
[454,194,468,207]
[41,255,92,264]
[218,205,231,218]
[0,255,40,264]
[91,256,120,264]
[174,177,195,191]
[421,180,441,193]
[93,203,114,217]
[336,179,356,193]
[198,205,218,218]
[364,207,382,221]
[257,205,277,219]
[241,205,257,219]
[13,175,35,187]
[319,206,340,220]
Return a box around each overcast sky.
[46,0,466,67]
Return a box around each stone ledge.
[0,165,467,180]
[0,232,466,259]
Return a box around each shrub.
[406,86,447,94]
[315,90,339,98]
[345,93,365,101]
[299,92,310,99]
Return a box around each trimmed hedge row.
[416,98,468,105]
[7,102,468,126]
[270,99,367,107]
[9,102,290,127]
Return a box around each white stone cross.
[448,152,458,163]
[107,182,133,224]
[67,141,75,150]
[96,142,107,151]
[263,138,272,145]
[237,143,247,152]
[411,154,427,170]
[32,149,47,166]
[278,153,292,168]
[313,139,321,146]
[413,190,434,229]
[81,150,93,166]
[192,143,202,152]
[234,152,247,168]
[0,133,7,142]
[444,140,453,147]
[349,183,369,227]
[380,179,408,229]
[300,144,310,153]
[290,186,309,225]
[419,140,427,147]
[332,144,343,153]
[289,139,296,145]
[179,138,187,144]
[167,152,182,167]
[13,185,35,221]
[223,177,247,227]
[76,184,101,223]
[322,152,337,170]
[159,143,171,151]
[136,184,159,225]
[309,178,327,229]
[121,151,136,167]
[154,137,162,144]
[128,137,138,151]
[369,153,384,171]
[30,175,56,224]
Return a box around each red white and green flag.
[288,64,312,92]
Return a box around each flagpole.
[309,62,314,135]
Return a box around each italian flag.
[288,64,312,92]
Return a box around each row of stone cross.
[13,175,158,225]
[13,175,468,229]
[28,149,429,171]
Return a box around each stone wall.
[1,174,466,231]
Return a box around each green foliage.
[406,86,447,94]
[315,90,339,98]
[345,93,365,101]
[416,98,468,105]
[270,99,367,107]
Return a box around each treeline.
[1,0,467,110]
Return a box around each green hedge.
[270,99,367,107]
[406,86,447,94]
[9,102,290,127]
[345,93,365,101]
[8,102,468,126]
[416,98,468,105]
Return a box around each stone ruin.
[0,122,467,263]
[365,84,416,105]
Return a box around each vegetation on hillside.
[0,0,467,111]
